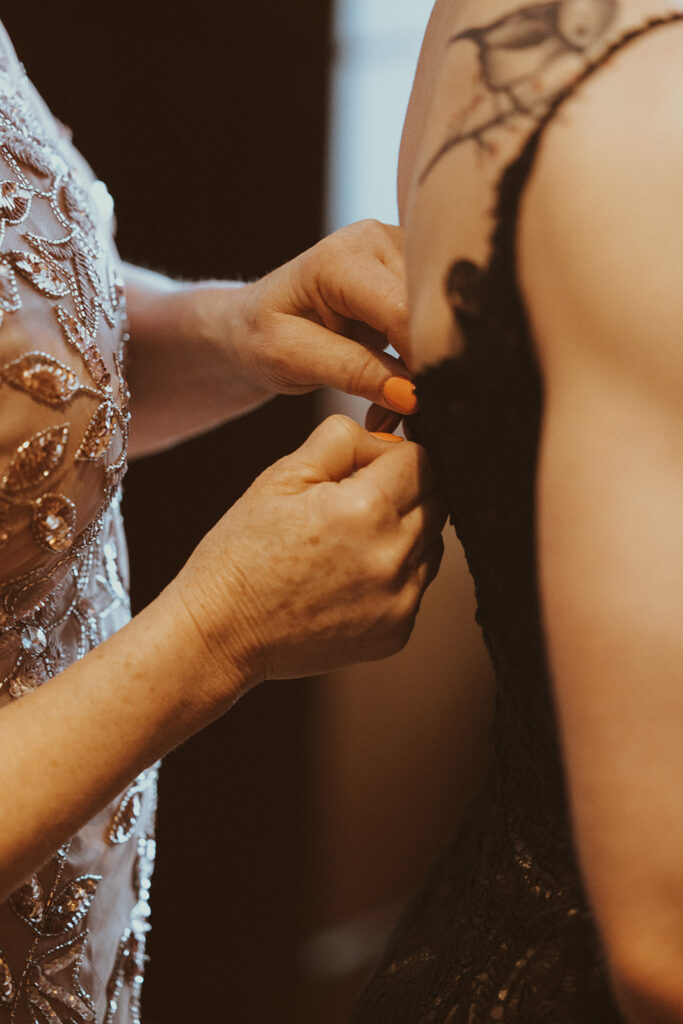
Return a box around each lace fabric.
[0,21,155,1024]
[350,14,683,1024]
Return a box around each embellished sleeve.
[0,52,129,623]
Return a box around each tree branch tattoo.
[419,0,617,183]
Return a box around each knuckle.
[394,296,410,328]
[314,230,345,263]
[325,412,356,434]
[342,218,385,249]
[358,480,399,528]
[372,546,402,588]
[344,487,381,525]
[254,459,282,489]
[319,413,358,447]
[358,217,384,236]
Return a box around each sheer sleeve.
[0,22,130,691]
[0,25,156,1024]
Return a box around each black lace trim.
[351,14,683,1023]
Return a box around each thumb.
[286,415,390,485]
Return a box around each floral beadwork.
[0,22,155,1024]
[26,931,96,1023]
[10,875,100,938]
[107,770,158,848]
[1,353,81,407]
[0,41,130,569]
[1,426,70,495]
[31,495,77,554]
[104,834,157,1024]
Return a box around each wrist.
[175,280,276,404]
[122,260,272,400]
[160,569,263,721]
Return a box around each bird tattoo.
[419,0,617,183]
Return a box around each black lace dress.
[350,16,683,1024]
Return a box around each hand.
[226,220,417,428]
[172,416,446,694]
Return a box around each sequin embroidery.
[0,22,154,1024]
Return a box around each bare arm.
[400,5,683,1019]
[122,263,269,454]
[518,23,683,1019]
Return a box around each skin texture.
[0,416,445,900]
[399,1,683,1019]
[123,220,413,457]
[175,416,445,685]
[0,220,446,898]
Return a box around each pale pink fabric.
[0,21,155,1024]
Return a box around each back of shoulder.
[517,14,683,400]
[521,13,683,228]
[401,2,683,372]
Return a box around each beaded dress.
[0,23,155,1024]
[350,13,683,1024]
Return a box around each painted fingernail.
[383,377,417,415]
[370,432,404,443]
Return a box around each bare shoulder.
[518,16,683,398]
[402,1,683,372]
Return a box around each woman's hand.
[0,418,443,896]
[123,221,414,456]
[227,220,416,419]
[172,416,445,697]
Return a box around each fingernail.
[383,377,417,415]
[370,432,404,443]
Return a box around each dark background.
[6,9,497,1023]
[4,3,333,1020]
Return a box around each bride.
[350,1,683,1021]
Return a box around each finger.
[416,535,446,591]
[372,223,404,278]
[398,492,448,577]
[330,219,405,279]
[315,254,411,362]
[276,317,418,414]
[396,539,445,630]
[404,490,449,546]
[288,415,397,484]
[354,437,437,516]
[348,321,406,355]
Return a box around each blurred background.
[4,2,493,1020]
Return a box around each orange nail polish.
[370,432,404,443]
[383,377,417,415]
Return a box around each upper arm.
[518,22,683,1008]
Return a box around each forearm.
[123,263,273,458]
[0,584,247,900]
[123,222,419,456]
[0,412,444,903]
